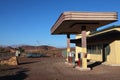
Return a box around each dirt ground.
[0,57,120,80]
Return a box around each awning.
[71,27,120,43]
[51,12,118,34]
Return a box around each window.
[87,44,102,54]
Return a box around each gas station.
[51,12,117,70]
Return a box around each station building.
[71,26,120,66]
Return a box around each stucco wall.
[115,41,120,64]
[88,54,102,61]
[107,40,120,65]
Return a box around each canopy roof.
[51,12,118,34]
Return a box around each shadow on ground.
[19,61,40,65]
[88,61,102,70]
[0,67,29,80]
[18,56,50,65]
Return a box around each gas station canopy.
[51,12,117,34]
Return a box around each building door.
[103,44,110,62]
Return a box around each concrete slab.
[75,66,91,71]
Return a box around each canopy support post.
[66,34,70,62]
[81,26,87,69]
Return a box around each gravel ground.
[0,57,120,80]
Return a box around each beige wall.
[115,41,120,64]
[88,54,103,61]
[107,41,116,64]
[107,40,120,65]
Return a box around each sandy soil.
[0,57,120,80]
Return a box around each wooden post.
[66,34,70,62]
[81,26,87,69]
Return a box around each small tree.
[18,47,25,53]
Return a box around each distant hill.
[0,45,75,57]
[19,45,64,57]
[20,45,59,52]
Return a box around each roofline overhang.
[51,11,118,35]
[89,27,120,37]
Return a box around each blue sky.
[0,0,120,47]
